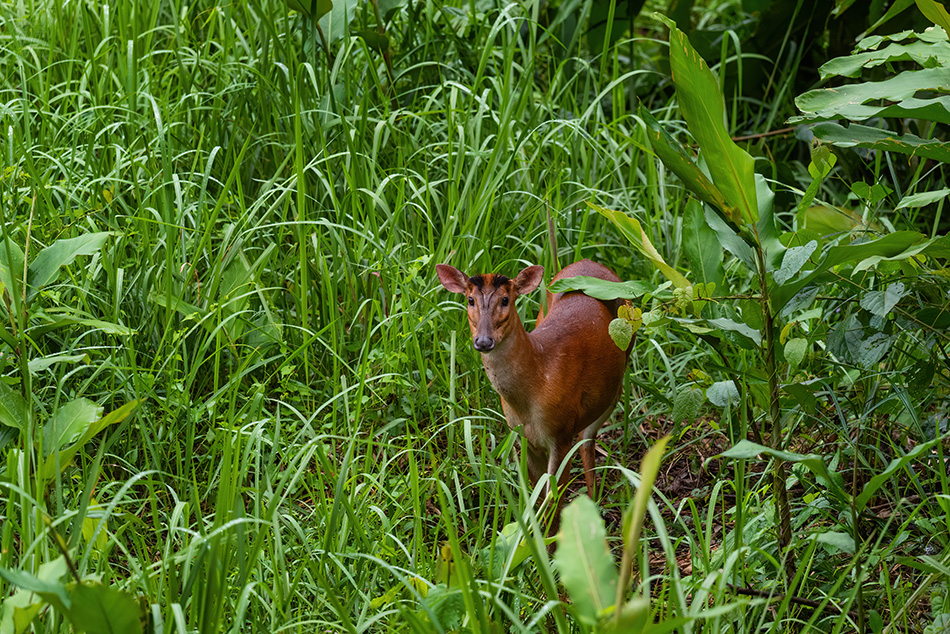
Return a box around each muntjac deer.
[436,259,629,509]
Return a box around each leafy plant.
[0,556,143,634]
[556,15,950,618]
[792,2,950,165]
[0,231,137,470]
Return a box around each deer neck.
[479,320,540,409]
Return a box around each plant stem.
[755,242,794,587]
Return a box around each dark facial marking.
[467,273,512,295]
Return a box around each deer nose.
[473,335,495,352]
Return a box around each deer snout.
[473,335,495,352]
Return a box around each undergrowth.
[0,0,946,632]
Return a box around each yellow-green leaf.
[590,202,691,289]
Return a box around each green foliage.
[0,557,142,634]
[555,496,619,625]
[0,0,946,632]
[792,21,950,162]
[554,438,671,631]
[659,14,758,225]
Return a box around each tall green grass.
[0,0,946,632]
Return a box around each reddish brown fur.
[436,259,629,514]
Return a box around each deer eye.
[468,296,475,306]
[501,296,509,306]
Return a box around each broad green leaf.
[659,15,758,224]
[917,0,950,36]
[855,436,945,513]
[704,207,755,268]
[855,30,916,52]
[908,356,936,391]
[799,205,876,237]
[27,233,110,301]
[604,596,650,633]
[0,425,15,455]
[773,231,928,311]
[11,602,43,634]
[860,282,906,317]
[671,386,703,425]
[783,382,817,415]
[818,39,950,80]
[377,0,407,18]
[0,381,26,433]
[319,0,358,44]
[36,312,135,336]
[43,398,103,457]
[917,306,950,328]
[609,318,633,350]
[720,440,850,506]
[0,237,25,304]
[780,285,820,317]
[784,338,807,369]
[706,380,740,407]
[0,567,70,613]
[591,202,691,289]
[356,29,390,52]
[707,318,761,346]
[810,122,950,163]
[810,142,836,176]
[755,174,785,271]
[60,317,134,336]
[682,199,724,290]
[42,401,139,479]
[852,181,892,205]
[639,106,732,216]
[418,584,465,629]
[845,328,893,369]
[548,275,656,300]
[0,325,15,349]
[794,67,950,124]
[816,531,855,554]
[555,496,618,625]
[150,293,207,322]
[478,522,532,579]
[773,241,818,286]
[922,234,950,258]
[853,234,940,272]
[0,557,68,634]
[66,582,143,634]
[799,147,837,213]
[896,188,950,209]
[286,0,332,20]
[28,354,88,375]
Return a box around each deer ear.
[436,264,469,293]
[513,265,543,295]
